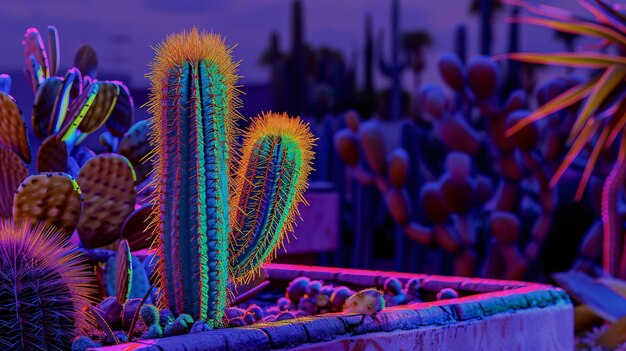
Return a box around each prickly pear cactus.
[32,77,63,139]
[22,27,50,93]
[76,154,136,248]
[0,92,30,163]
[116,239,132,304]
[0,146,27,218]
[58,81,120,141]
[12,172,82,236]
[120,204,153,251]
[37,134,68,173]
[105,81,134,137]
[118,120,152,185]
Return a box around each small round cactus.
[404,278,422,302]
[277,297,293,311]
[71,336,101,351]
[320,285,335,297]
[159,309,174,328]
[306,280,323,297]
[316,293,330,308]
[189,321,212,334]
[243,313,256,325]
[266,306,280,316]
[286,276,310,303]
[330,286,351,311]
[298,297,317,315]
[178,314,194,326]
[140,304,160,327]
[383,277,403,295]
[246,305,263,322]
[141,324,163,339]
[436,288,459,300]
[164,317,189,337]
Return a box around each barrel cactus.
[146,28,314,327]
[0,221,93,351]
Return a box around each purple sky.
[0,0,586,89]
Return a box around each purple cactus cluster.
[227,275,459,326]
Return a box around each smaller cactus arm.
[229,113,314,285]
[230,136,298,278]
[230,138,276,253]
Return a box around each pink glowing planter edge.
[91,263,572,351]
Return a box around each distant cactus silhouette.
[378,0,408,120]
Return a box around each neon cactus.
[0,221,93,351]
[229,112,314,283]
[146,29,314,327]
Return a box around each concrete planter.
[92,264,573,351]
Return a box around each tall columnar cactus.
[147,29,239,326]
[0,221,93,351]
[362,15,375,118]
[147,29,315,327]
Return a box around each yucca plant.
[502,0,626,277]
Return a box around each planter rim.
[90,263,571,351]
